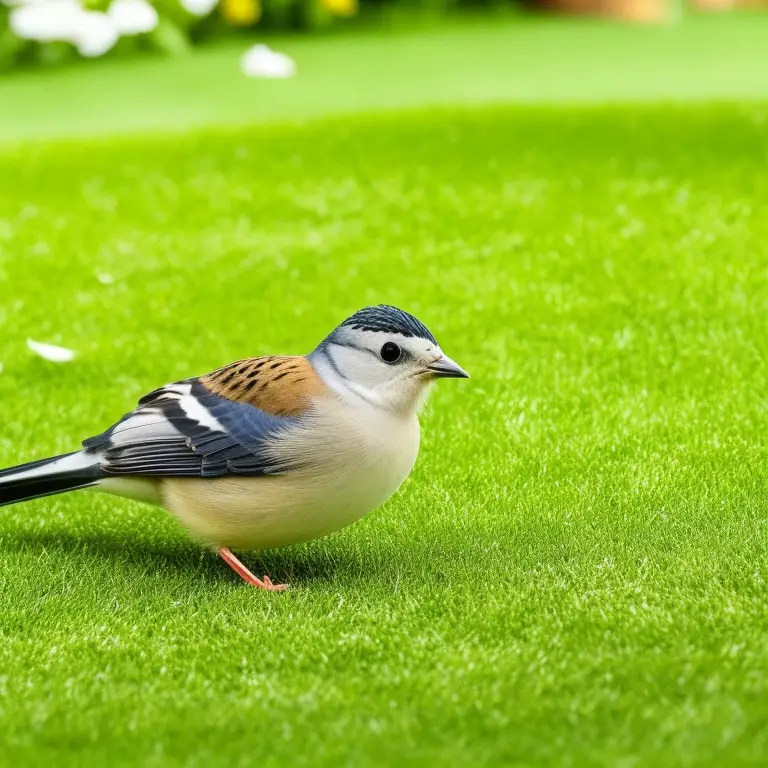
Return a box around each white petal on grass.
[241,45,296,79]
[108,0,158,35]
[180,0,218,16]
[27,339,77,363]
[96,271,115,285]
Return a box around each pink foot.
[218,547,288,591]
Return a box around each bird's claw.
[261,575,288,592]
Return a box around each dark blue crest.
[340,305,437,344]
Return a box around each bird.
[0,305,468,590]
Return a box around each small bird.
[0,305,468,590]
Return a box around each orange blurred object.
[541,0,668,22]
[691,0,735,8]
[692,0,768,7]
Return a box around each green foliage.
[0,25,24,71]
[295,0,336,30]
[148,16,194,55]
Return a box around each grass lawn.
[1,16,767,768]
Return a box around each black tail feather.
[0,453,102,508]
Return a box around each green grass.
[1,13,767,767]
[0,105,766,766]
[3,13,768,144]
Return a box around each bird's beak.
[425,354,470,379]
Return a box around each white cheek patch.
[314,347,383,409]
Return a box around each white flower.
[9,1,120,58]
[241,44,295,79]
[108,0,158,35]
[180,0,218,16]
[27,338,77,363]
[73,11,119,57]
[9,1,83,43]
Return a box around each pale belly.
[157,417,420,550]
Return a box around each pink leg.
[218,547,288,591]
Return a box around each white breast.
[160,397,420,550]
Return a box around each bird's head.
[309,305,469,415]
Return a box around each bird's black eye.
[380,342,402,364]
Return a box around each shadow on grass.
[0,528,396,589]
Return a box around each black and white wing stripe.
[83,379,303,478]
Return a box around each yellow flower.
[320,0,358,17]
[221,0,262,26]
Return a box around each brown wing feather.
[200,356,329,417]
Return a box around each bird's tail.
[0,451,102,508]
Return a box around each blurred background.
[2,0,768,68]
[2,0,767,69]
[2,0,767,144]
[0,0,768,76]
